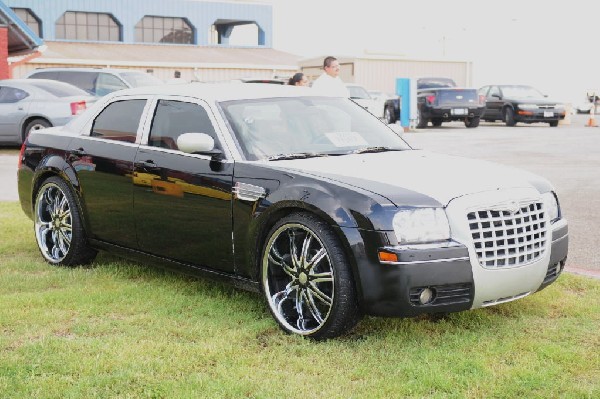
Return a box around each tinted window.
[0,87,29,103]
[91,100,146,143]
[148,100,217,150]
[28,71,59,80]
[57,71,98,95]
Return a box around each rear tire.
[431,118,443,127]
[549,121,559,127]
[261,212,360,339]
[416,109,428,129]
[34,176,97,266]
[384,106,396,124]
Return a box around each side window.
[91,99,146,143]
[478,86,489,96]
[0,87,29,103]
[96,73,129,96]
[148,100,218,151]
[488,86,501,98]
[57,71,98,95]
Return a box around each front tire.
[504,107,516,126]
[261,212,359,339]
[34,176,97,266]
[465,116,480,128]
[384,106,396,124]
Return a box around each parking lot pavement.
[1,115,598,276]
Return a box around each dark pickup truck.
[383,77,486,128]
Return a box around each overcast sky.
[261,0,598,104]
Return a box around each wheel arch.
[21,116,52,142]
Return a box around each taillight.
[479,95,486,105]
[70,101,87,115]
[17,141,26,169]
[426,95,436,104]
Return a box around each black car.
[479,85,566,127]
[17,83,568,339]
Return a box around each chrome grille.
[467,202,547,269]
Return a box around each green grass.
[1,201,599,398]
[0,147,20,155]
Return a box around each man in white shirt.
[311,56,350,97]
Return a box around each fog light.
[419,288,436,305]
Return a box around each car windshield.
[120,72,164,88]
[220,96,410,161]
[347,86,370,99]
[501,86,545,98]
[27,81,89,97]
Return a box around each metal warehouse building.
[2,0,300,82]
[2,0,473,92]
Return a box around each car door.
[0,86,31,142]
[485,86,503,119]
[67,96,150,247]
[133,97,234,272]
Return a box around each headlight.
[393,208,450,244]
[519,103,539,110]
[541,192,560,223]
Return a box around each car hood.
[506,97,561,105]
[265,150,550,206]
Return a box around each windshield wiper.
[353,146,403,154]
[267,152,328,161]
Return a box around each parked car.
[479,85,566,127]
[574,90,599,114]
[0,79,95,145]
[24,67,164,97]
[18,83,568,339]
[346,83,381,117]
[368,90,397,121]
[383,77,486,128]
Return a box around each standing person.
[288,72,309,87]
[311,56,349,96]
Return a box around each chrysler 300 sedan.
[17,83,569,339]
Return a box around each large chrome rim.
[34,183,72,263]
[262,223,334,335]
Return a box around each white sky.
[257,0,599,105]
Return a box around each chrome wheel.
[35,182,72,263]
[263,222,335,335]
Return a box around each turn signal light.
[378,251,399,263]
[70,101,87,115]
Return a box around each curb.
[565,267,600,280]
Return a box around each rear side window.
[91,99,146,143]
[148,100,217,150]
[56,71,99,95]
[0,87,29,103]
[28,71,59,80]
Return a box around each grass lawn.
[1,201,598,398]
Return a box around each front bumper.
[515,109,566,123]
[348,191,569,318]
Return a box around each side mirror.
[177,133,223,159]
[491,93,501,99]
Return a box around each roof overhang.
[0,1,44,56]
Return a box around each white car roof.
[110,82,320,102]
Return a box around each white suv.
[24,67,164,97]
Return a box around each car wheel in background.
[431,118,443,127]
[261,212,360,339]
[23,118,51,143]
[384,106,396,124]
[503,107,516,127]
[465,116,480,128]
[416,109,428,129]
[548,121,559,127]
[34,176,97,266]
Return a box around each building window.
[11,8,41,38]
[135,16,193,44]
[56,11,121,41]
